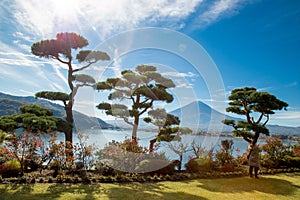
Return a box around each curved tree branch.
[262,114,269,126]
[55,55,69,65]
[256,113,264,124]
[122,117,134,126]
[73,61,96,73]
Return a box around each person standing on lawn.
[248,143,261,178]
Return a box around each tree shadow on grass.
[47,184,101,200]
[0,184,35,200]
[0,182,207,200]
[0,183,101,200]
[196,176,299,196]
[106,182,207,200]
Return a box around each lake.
[45,129,296,169]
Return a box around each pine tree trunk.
[149,138,156,153]
[65,128,73,145]
[64,104,73,144]
[252,132,260,146]
[132,116,139,142]
[65,104,74,124]
[65,101,74,158]
[179,154,182,171]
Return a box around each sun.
[51,0,80,18]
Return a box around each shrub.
[64,175,72,183]
[96,139,157,173]
[135,159,179,175]
[236,153,248,166]
[191,140,214,160]
[95,162,117,176]
[291,142,300,157]
[280,155,300,168]
[4,133,45,174]
[261,137,293,168]
[220,163,235,172]
[0,160,21,178]
[30,177,36,184]
[19,177,27,184]
[91,177,97,183]
[168,142,189,170]
[185,158,200,173]
[48,138,68,171]
[185,158,212,173]
[48,177,53,183]
[0,146,13,165]
[215,140,234,165]
[74,134,96,170]
[119,138,146,153]
[56,174,63,183]
[74,175,79,183]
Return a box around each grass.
[0,173,300,200]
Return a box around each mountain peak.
[169,100,300,135]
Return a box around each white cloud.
[162,71,197,78]
[0,58,36,66]
[0,40,70,93]
[13,31,35,43]
[269,111,300,127]
[0,41,43,67]
[156,0,203,18]
[17,89,36,96]
[256,86,275,92]
[2,0,257,40]
[13,40,31,52]
[274,113,300,120]
[48,64,68,91]
[194,0,254,29]
[285,81,298,88]
[176,83,193,88]
[5,0,203,39]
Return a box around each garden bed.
[1,167,300,185]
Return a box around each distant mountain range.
[0,92,299,136]
[0,92,114,130]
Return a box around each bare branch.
[262,114,269,126]
[139,100,153,116]
[55,55,70,65]
[122,117,134,126]
[140,98,151,105]
[256,113,264,124]
[243,102,252,125]
[73,61,96,73]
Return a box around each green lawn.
[1,173,300,200]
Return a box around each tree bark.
[179,154,182,171]
[149,138,156,153]
[64,104,73,158]
[65,103,74,124]
[132,116,139,142]
[66,61,74,155]
[65,128,73,145]
[65,61,74,145]
[252,132,260,146]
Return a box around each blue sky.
[0,0,299,127]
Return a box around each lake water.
[46,129,296,169]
